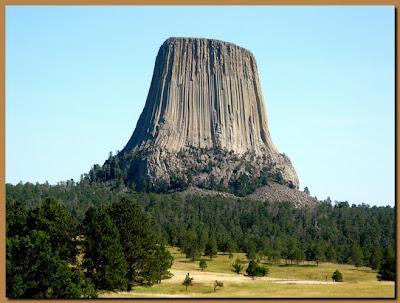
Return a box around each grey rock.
[120,37,299,191]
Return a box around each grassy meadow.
[99,247,395,298]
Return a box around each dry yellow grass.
[99,247,395,298]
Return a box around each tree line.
[144,194,394,277]
[6,181,396,298]
[6,195,173,298]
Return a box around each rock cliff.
[92,37,299,193]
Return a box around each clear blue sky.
[6,6,394,206]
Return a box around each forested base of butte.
[6,181,395,298]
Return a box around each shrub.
[332,270,343,282]
[229,173,256,197]
[182,273,193,290]
[246,260,268,279]
[213,280,223,292]
[199,260,207,271]
[232,258,243,274]
[377,257,395,281]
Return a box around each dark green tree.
[383,245,395,260]
[205,238,218,259]
[368,247,383,270]
[6,200,27,237]
[26,198,77,262]
[245,241,258,261]
[182,230,202,261]
[325,245,337,262]
[271,238,283,264]
[246,260,268,279]
[81,207,128,290]
[225,239,237,255]
[198,228,209,252]
[351,245,364,268]
[229,173,256,197]
[294,246,305,265]
[377,251,395,281]
[6,230,95,298]
[314,243,325,266]
[150,245,174,284]
[109,197,172,286]
[306,243,325,266]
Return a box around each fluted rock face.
[117,37,299,191]
[126,37,275,155]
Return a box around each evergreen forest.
[6,181,396,298]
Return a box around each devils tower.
[90,37,299,195]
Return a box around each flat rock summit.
[91,37,310,203]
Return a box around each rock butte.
[120,37,299,190]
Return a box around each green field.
[99,247,395,298]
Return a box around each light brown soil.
[169,269,335,285]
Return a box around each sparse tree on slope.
[199,259,207,271]
[232,258,243,274]
[182,273,193,290]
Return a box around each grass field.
[99,247,395,298]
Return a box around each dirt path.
[102,291,190,298]
[99,269,338,298]
[168,269,336,285]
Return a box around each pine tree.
[226,240,237,255]
[377,257,395,281]
[26,198,77,262]
[369,247,383,270]
[352,245,364,268]
[198,228,209,252]
[81,207,128,290]
[182,229,202,261]
[205,238,218,259]
[7,230,95,298]
[6,200,27,237]
[245,241,257,261]
[377,246,395,281]
[148,245,174,284]
[109,198,173,286]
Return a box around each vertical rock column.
[122,37,299,188]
